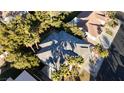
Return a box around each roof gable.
[15,70,36,81]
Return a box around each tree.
[33,11,84,39]
[0,11,85,70]
[51,64,71,81]
[0,14,41,69]
[51,56,84,81]
[63,23,85,39]
[100,50,109,58]
[11,53,40,69]
[94,44,109,58]
[6,14,41,53]
[65,56,84,66]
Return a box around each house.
[37,31,93,79]
[71,11,108,45]
[7,70,37,81]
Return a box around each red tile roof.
[76,11,108,37]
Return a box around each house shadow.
[77,20,88,28]
[77,11,92,18]
[0,62,10,74]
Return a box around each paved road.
[96,23,124,80]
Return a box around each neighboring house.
[37,31,93,79]
[7,70,37,81]
[71,11,108,45]
[0,11,27,23]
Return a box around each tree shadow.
[0,62,10,74]
[45,40,79,70]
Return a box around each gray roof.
[15,70,36,81]
[6,70,37,81]
[37,31,91,70]
[40,31,86,44]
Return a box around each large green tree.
[0,14,41,69]
[0,11,84,69]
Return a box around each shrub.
[94,44,109,58]
[100,50,109,58]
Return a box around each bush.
[94,44,109,58]
[100,50,109,58]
